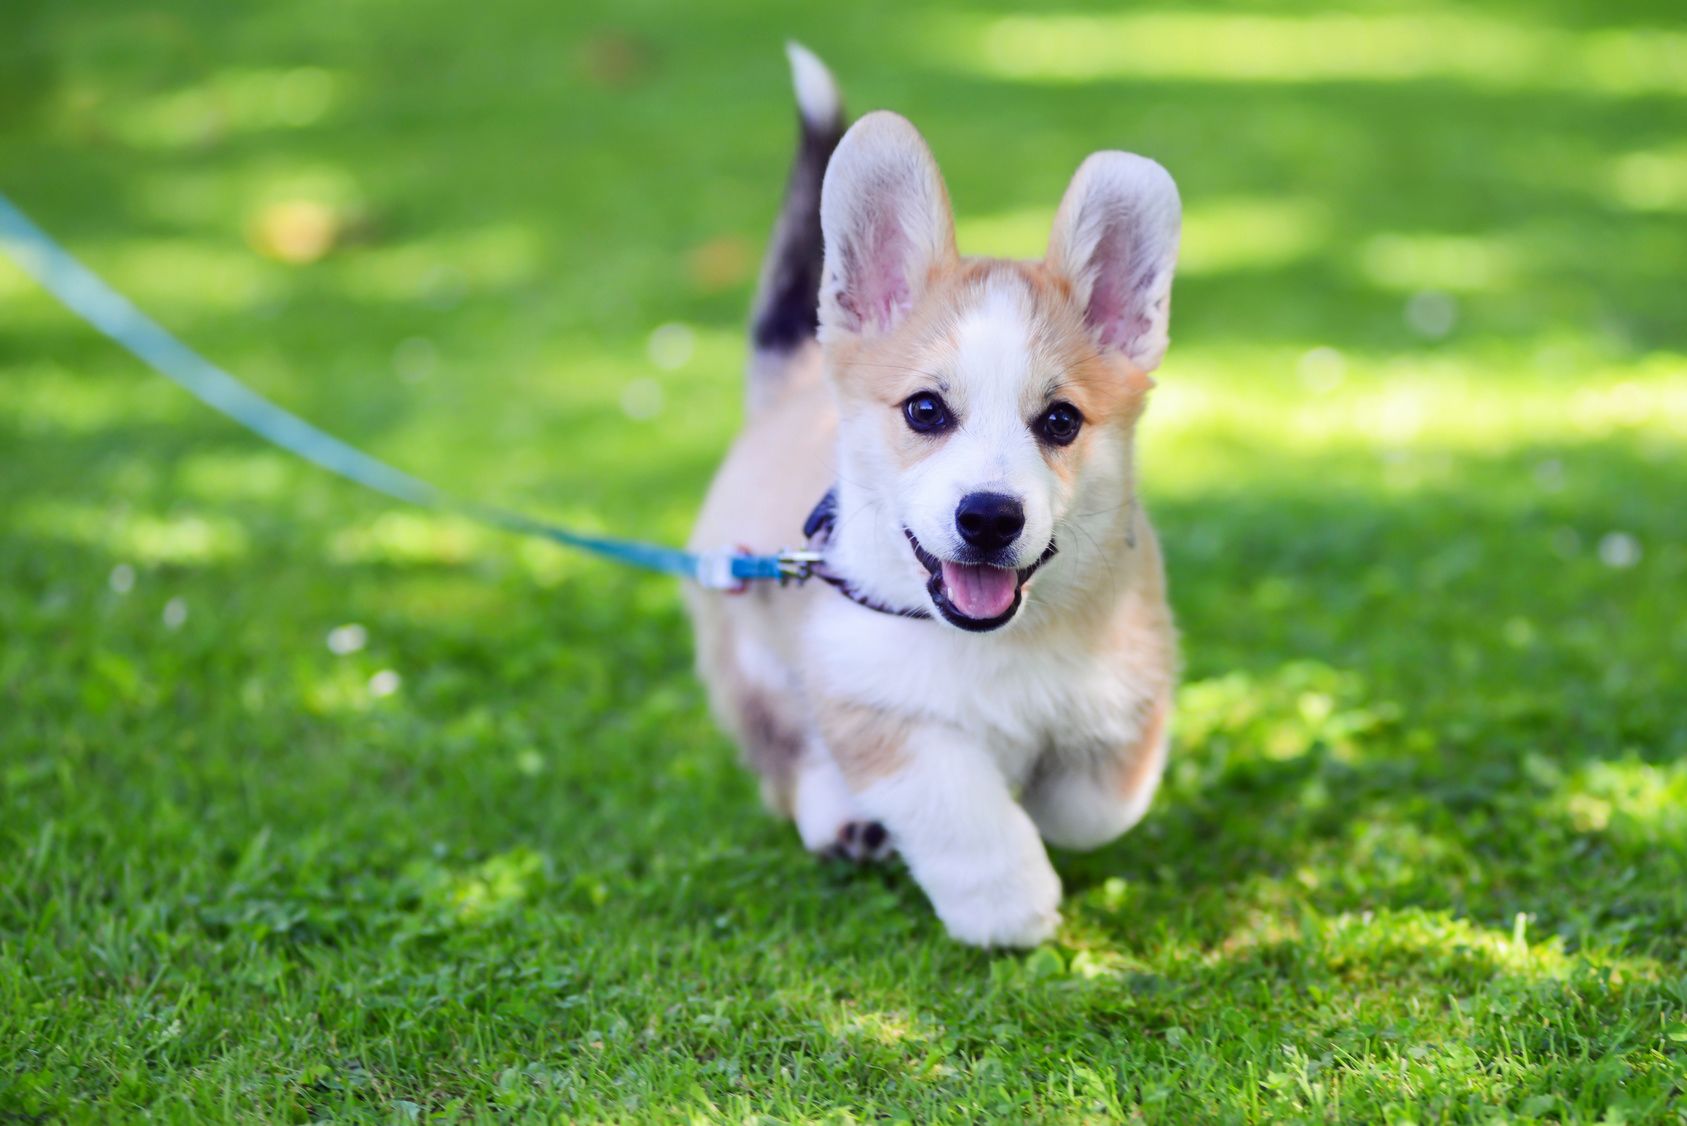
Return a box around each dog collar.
[802,488,933,621]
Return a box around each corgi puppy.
[686,45,1180,947]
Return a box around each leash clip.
[696,548,825,591]
[775,549,824,584]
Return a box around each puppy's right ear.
[818,112,956,341]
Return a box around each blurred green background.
[2,0,1685,1120]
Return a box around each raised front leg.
[817,700,1061,948]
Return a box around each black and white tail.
[746,43,845,411]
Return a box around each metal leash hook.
[775,549,824,584]
[697,548,824,593]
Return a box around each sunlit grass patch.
[106,66,342,150]
[1182,198,1331,277]
[326,510,494,567]
[820,1006,926,1049]
[14,498,251,565]
[172,449,300,503]
[952,205,1053,260]
[1146,345,1687,495]
[333,221,543,302]
[403,846,551,926]
[97,236,279,315]
[1610,143,1687,212]
[928,10,1687,97]
[300,659,407,715]
[1311,906,1665,987]
[1358,231,1522,294]
[1175,660,1395,773]
[1541,755,1687,846]
[0,361,185,434]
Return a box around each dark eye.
[1036,401,1083,446]
[902,392,953,434]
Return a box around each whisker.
[1064,518,1122,601]
[1066,498,1138,520]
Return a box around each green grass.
[3,0,1686,1120]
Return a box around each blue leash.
[0,194,820,590]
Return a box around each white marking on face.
[902,277,1058,566]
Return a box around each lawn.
[3,0,1685,1120]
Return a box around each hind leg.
[794,746,894,863]
[709,633,891,863]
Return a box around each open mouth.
[905,531,1058,633]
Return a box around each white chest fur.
[805,593,1155,789]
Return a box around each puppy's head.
[817,112,1181,633]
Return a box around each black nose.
[955,492,1025,552]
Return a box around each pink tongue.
[940,561,1019,620]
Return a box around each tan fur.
[812,698,909,789]
[1097,532,1178,802]
[1112,693,1171,800]
[684,345,838,813]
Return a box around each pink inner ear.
[838,199,913,333]
[1084,223,1151,353]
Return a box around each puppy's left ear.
[1046,152,1181,372]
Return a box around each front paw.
[929,862,1063,949]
